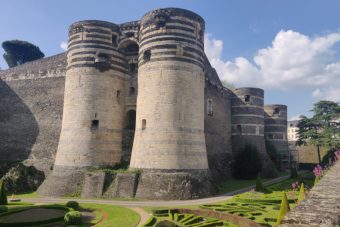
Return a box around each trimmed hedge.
[143,216,157,226]
[65,200,79,210]
[0,205,70,227]
[0,206,8,213]
[64,211,82,225]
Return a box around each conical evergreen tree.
[297,183,305,204]
[0,180,7,205]
[276,192,290,225]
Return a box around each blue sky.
[1,0,339,119]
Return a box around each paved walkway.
[131,207,151,227]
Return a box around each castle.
[0,8,289,199]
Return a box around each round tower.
[39,20,128,196]
[231,87,277,177]
[264,105,290,170]
[130,8,212,199]
[231,87,266,154]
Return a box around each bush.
[0,205,8,213]
[290,168,299,179]
[155,220,178,227]
[65,201,79,210]
[0,180,7,205]
[233,144,262,179]
[255,174,265,192]
[265,141,278,165]
[64,211,82,225]
[276,192,290,225]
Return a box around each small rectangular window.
[244,95,250,102]
[91,120,99,130]
[142,119,146,130]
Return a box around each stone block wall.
[280,161,340,226]
[0,53,66,175]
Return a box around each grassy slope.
[217,171,290,194]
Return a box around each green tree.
[297,100,340,163]
[0,180,7,205]
[2,40,45,68]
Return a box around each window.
[129,87,135,96]
[244,95,250,102]
[142,119,146,130]
[91,120,99,130]
[112,34,117,46]
[207,99,213,116]
[273,108,280,115]
[143,50,151,62]
[129,63,137,73]
[117,90,121,104]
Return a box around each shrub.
[0,205,8,213]
[276,192,290,225]
[255,174,265,192]
[64,211,82,225]
[265,141,278,165]
[290,168,299,179]
[0,180,8,205]
[65,200,79,210]
[233,144,262,179]
[155,220,178,227]
[297,183,305,204]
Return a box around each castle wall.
[0,53,66,174]
[204,71,233,180]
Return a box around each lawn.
[80,203,140,227]
[217,171,290,194]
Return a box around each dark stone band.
[139,56,203,67]
[67,63,127,74]
[140,37,203,49]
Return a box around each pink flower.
[313,164,323,177]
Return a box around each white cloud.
[289,115,302,121]
[60,41,67,51]
[204,30,340,101]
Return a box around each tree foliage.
[297,100,340,162]
[2,40,45,68]
[233,144,262,179]
[0,180,7,205]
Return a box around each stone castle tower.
[0,7,289,200]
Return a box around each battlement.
[0,53,66,81]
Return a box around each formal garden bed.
[0,201,140,227]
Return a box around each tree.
[0,180,7,205]
[2,40,45,68]
[297,100,340,163]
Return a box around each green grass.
[217,171,289,194]
[80,203,140,227]
[9,191,38,198]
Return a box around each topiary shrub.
[0,179,8,205]
[65,200,79,210]
[290,167,299,179]
[64,211,82,225]
[255,174,265,192]
[297,183,305,204]
[276,192,290,225]
[233,144,262,179]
